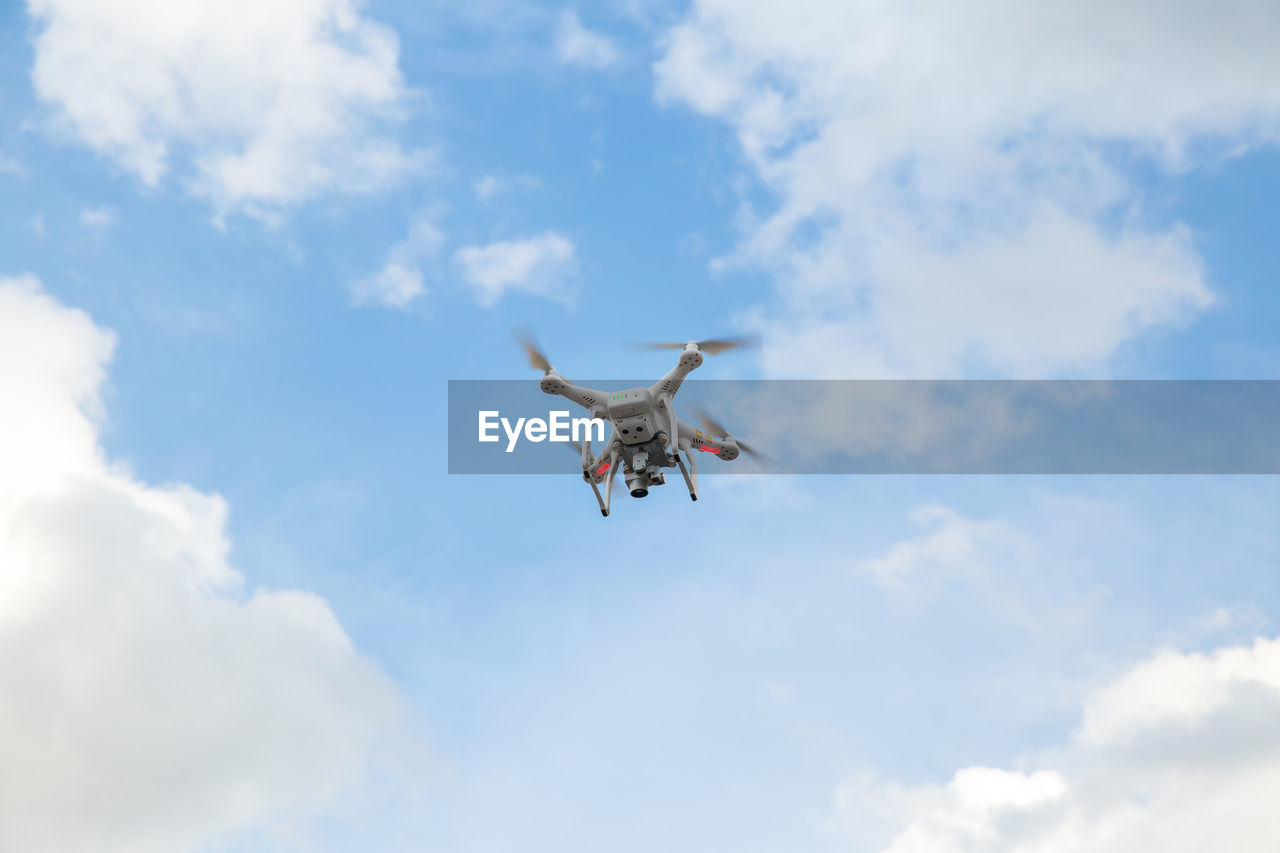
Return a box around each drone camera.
[625,470,651,498]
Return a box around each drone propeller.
[630,333,761,356]
[696,409,731,440]
[695,406,766,460]
[514,327,553,372]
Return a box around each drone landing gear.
[596,448,619,517]
[662,395,681,463]
[675,445,698,502]
[588,477,608,516]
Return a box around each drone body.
[522,335,760,516]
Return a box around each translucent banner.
[447,380,1280,474]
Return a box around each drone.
[519,331,764,516]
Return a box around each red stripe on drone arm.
[697,445,720,453]
[595,462,612,475]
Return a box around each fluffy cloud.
[856,505,1017,589]
[0,151,24,176]
[454,231,576,306]
[80,205,119,230]
[25,0,425,218]
[833,637,1280,852]
[350,209,444,309]
[0,275,399,852]
[554,9,621,70]
[651,1,1280,376]
[473,173,542,201]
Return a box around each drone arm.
[540,371,609,418]
[648,344,704,399]
[676,418,739,460]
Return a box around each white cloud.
[25,0,426,218]
[473,172,542,201]
[474,175,502,200]
[753,215,1210,377]
[840,500,1113,643]
[1198,603,1266,639]
[351,210,444,309]
[832,636,1280,853]
[856,505,1016,589]
[702,474,815,512]
[651,1,1280,376]
[454,231,576,306]
[0,151,23,176]
[554,9,621,70]
[80,205,119,230]
[352,262,425,309]
[0,275,400,852]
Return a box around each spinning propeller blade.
[696,409,731,439]
[514,327,553,372]
[630,333,761,356]
[694,406,767,461]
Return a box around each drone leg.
[588,477,607,515]
[601,448,619,517]
[664,397,680,460]
[689,447,699,500]
[675,451,698,501]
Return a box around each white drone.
[519,331,764,516]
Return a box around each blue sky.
[3,2,1280,852]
